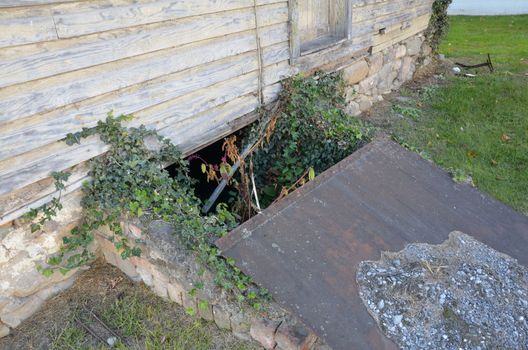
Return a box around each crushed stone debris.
[357,231,528,349]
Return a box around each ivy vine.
[248,73,373,206]
[426,0,454,52]
[29,113,267,307]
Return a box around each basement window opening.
[167,137,239,212]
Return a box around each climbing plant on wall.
[248,73,372,206]
[426,0,453,52]
[27,113,266,306]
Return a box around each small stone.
[213,305,231,330]
[345,102,361,117]
[114,255,140,281]
[405,36,422,56]
[107,336,118,347]
[358,96,373,111]
[167,282,184,305]
[249,319,279,349]
[342,60,369,85]
[393,315,403,325]
[367,53,384,76]
[395,45,407,59]
[231,312,251,338]
[378,300,385,310]
[275,321,318,350]
[0,323,9,338]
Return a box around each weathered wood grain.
[53,0,285,38]
[0,5,287,88]
[350,2,432,38]
[352,0,425,23]
[371,14,430,52]
[0,0,78,7]
[0,52,257,160]
[0,8,57,48]
[0,31,256,125]
[0,28,287,160]
[0,60,290,195]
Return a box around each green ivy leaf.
[308,167,316,181]
[41,268,54,278]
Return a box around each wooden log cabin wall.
[0,0,435,337]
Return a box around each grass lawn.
[390,15,528,214]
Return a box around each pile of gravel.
[356,231,528,349]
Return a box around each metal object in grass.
[455,53,494,73]
[74,306,124,347]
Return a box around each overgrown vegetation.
[194,72,372,214]
[426,0,453,52]
[27,72,372,313]
[249,73,372,206]
[389,15,528,213]
[27,113,267,309]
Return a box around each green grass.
[440,15,528,72]
[390,15,528,214]
[48,292,255,350]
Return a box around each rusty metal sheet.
[216,140,528,350]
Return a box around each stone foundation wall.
[341,33,432,116]
[0,192,85,338]
[96,219,323,349]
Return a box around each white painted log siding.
[0,0,433,223]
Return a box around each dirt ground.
[0,261,259,350]
[360,58,451,129]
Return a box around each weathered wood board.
[0,0,434,224]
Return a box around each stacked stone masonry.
[343,34,431,117]
[97,219,322,349]
[0,192,85,337]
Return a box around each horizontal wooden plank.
[0,52,257,160]
[53,0,285,38]
[0,8,57,48]
[0,30,257,125]
[262,41,290,66]
[350,3,432,38]
[0,58,289,197]
[0,0,78,7]
[293,38,371,73]
[0,94,260,223]
[263,60,296,86]
[352,0,425,23]
[159,94,259,149]
[0,162,89,224]
[0,24,288,160]
[0,3,288,89]
[371,14,430,52]
[0,71,257,193]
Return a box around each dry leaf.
[501,133,511,142]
